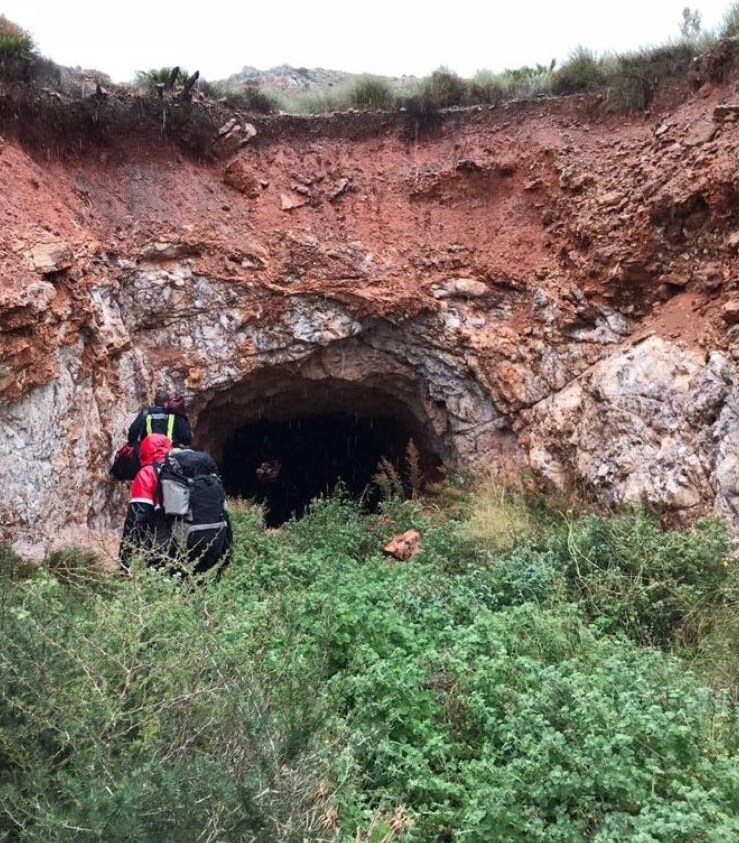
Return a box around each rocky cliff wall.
[4,69,739,555]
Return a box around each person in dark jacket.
[127,390,193,448]
[119,433,174,572]
[164,392,190,426]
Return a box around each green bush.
[0,15,34,80]
[0,568,333,841]
[286,85,353,115]
[466,70,507,104]
[423,66,468,107]
[552,46,607,94]
[0,542,36,583]
[200,80,281,113]
[551,509,730,645]
[350,75,396,109]
[607,42,699,113]
[401,92,442,140]
[132,66,190,94]
[2,499,738,841]
[42,545,108,591]
[0,15,33,57]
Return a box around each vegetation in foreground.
[1,481,739,842]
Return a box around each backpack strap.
[186,520,227,535]
[153,460,165,508]
[145,412,152,437]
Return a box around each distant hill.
[225,65,355,92]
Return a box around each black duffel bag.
[111,443,141,481]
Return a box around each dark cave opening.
[220,411,436,526]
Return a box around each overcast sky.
[1,1,735,82]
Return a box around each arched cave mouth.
[196,372,446,527]
[221,412,434,526]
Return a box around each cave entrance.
[221,412,427,526]
[195,367,447,527]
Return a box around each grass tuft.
[461,474,538,549]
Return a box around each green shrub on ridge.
[350,75,396,109]
[0,15,35,80]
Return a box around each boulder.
[224,158,262,197]
[383,529,422,561]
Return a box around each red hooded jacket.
[119,434,173,570]
[129,433,173,506]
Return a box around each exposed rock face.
[524,337,738,517]
[6,61,739,554]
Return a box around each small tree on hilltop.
[679,6,702,41]
[0,15,35,79]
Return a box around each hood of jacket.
[139,433,172,467]
[164,393,188,418]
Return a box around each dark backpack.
[111,443,140,481]
[158,450,230,571]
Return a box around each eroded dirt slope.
[4,57,739,552]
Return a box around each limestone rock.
[280,191,308,211]
[8,89,739,557]
[28,238,73,274]
[431,278,491,300]
[329,177,351,202]
[213,120,256,158]
[683,118,717,147]
[525,337,734,517]
[139,241,201,262]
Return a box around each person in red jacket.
[119,433,173,572]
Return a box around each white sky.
[1,1,735,82]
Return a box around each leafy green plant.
[133,66,189,94]
[2,497,738,841]
[553,509,730,645]
[0,567,334,841]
